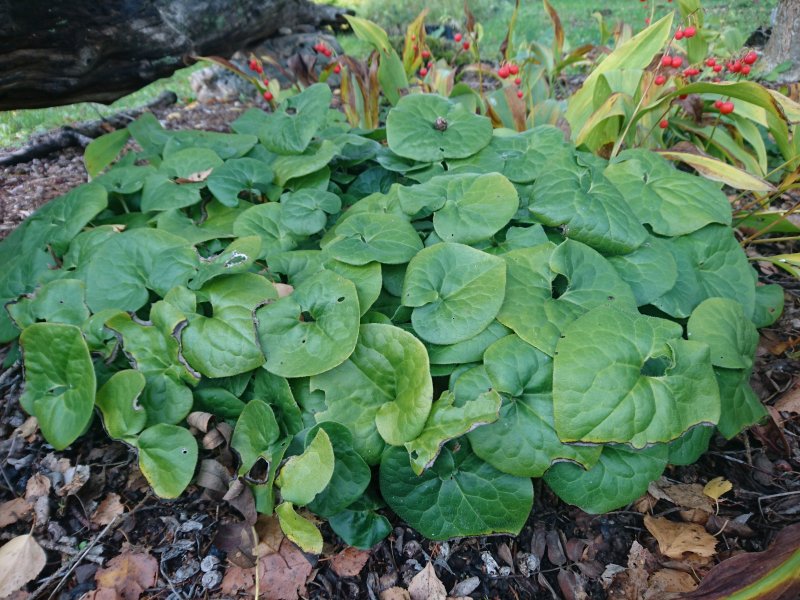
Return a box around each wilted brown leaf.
[95,551,158,600]
[774,384,800,414]
[330,546,371,578]
[0,498,32,528]
[0,535,47,597]
[174,168,212,183]
[24,474,50,500]
[91,493,126,526]
[254,514,284,557]
[408,563,446,600]
[678,523,800,600]
[660,483,714,513]
[644,515,717,559]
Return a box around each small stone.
[201,570,223,590]
[480,551,500,577]
[200,555,220,572]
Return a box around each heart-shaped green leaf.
[386,94,493,162]
[380,441,533,540]
[207,157,274,206]
[181,273,275,377]
[427,321,511,365]
[606,149,732,236]
[653,225,757,319]
[137,424,198,499]
[277,428,334,506]
[7,279,90,330]
[323,213,422,266]
[84,229,198,313]
[468,335,602,477]
[280,189,341,236]
[162,131,257,159]
[328,504,392,549]
[497,240,637,355]
[530,153,648,254]
[259,84,332,154]
[256,270,360,377]
[20,323,96,450]
[687,298,758,370]
[233,202,298,259]
[403,243,506,345]
[273,140,337,186]
[312,323,433,462]
[714,367,767,439]
[189,236,262,290]
[96,370,147,444]
[607,236,678,306]
[544,445,668,514]
[553,306,720,448]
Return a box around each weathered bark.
[762,0,800,83]
[0,0,345,110]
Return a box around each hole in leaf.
[551,274,569,299]
[336,297,345,303]
[49,385,68,396]
[641,356,670,377]
[180,448,188,455]
[245,457,270,484]
[300,311,315,323]
[224,251,248,268]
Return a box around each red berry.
[514,77,522,85]
[419,67,428,76]
[720,101,735,114]
[462,41,470,50]
[263,91,273,101]
[705,57,716,67]
[713,64,722,72]
[671,56,683,68]
[714,100,724,109]
[741,64,751,75]
[675,30,684,40]
[684,26,696,38]
[333,64,341,74]
[498,65,510,78]
[659,119,669,129]
[509,64,519,75]
[255,64,264,74]
[323,48,332,58]
[454,33,462,42]
[411,34,416,41]
[422,50,430,59]
[654,75,666,85]
[262,78,269,86]
[661,55,673,67]
[679,94,688,99]
[249,59,258,71]
[428,60,434,68]
[517,90,524,99]
[645,17,650,25]
[744,51,758,65]
[731,60,742,73]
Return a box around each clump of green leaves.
[0,83,782,548]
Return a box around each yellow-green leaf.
[658,151,774,192]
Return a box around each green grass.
[0,0,778,148]
[0,64,202,149]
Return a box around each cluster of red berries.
[248,58,263,74]
[454,32,470,51]
[674,26,697,40]
[660,54,683,69]
[497,63,524,98]
[314,42,333,58]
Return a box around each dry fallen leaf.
[91,493,126,526]
[643,568,697,599]
[379,588,411,600]
[175,168,213,183]
[408,563,446,600]
[221,538,313,600]
[330,546,371,578]
[253,514,285,557]
[660,483,714,513]
[95,551,158,600]
[644,515,717,559]
[24,474,51,500]
[703,477,733,501]
[774,384,800,414]
[0,534,47,598]
[0,498,32,528]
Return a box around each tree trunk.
[762,0,800,83]
[0,0,345,110]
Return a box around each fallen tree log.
[0,91,177,166]
[0,0,345,110]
